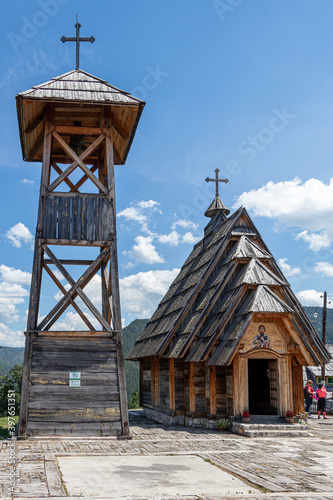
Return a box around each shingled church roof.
[127,206,331,366]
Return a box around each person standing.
[304,379,315,417]
[316,383,328,419]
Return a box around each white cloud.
[117,200,162,234]
[314,262,333,277]
[21,178,34,185]
[234,177,333,250]
[182,232,201,244]
[296,289,327,308]
[137,200,160,210]
[5,222,33,248]
[295,230,331,251]
[171,219,198,231]
[128,236,165,264]
[158,231,180,246]
[277,258,301,277]
[0,282,29,323]
[0,323,25,347]
[0,265,31,285]
[120,268,180,318]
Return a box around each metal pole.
[321,291,327,383]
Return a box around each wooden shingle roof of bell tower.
[16,69,145,165]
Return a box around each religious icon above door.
[252,324,271,349]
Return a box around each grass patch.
[0,416,19,439]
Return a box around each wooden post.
[189,362,195,413]
[169,359,175,411]
[209,366,217,415]
[104,112,129,435]
[19,110,53,436]
[292,362,304,415]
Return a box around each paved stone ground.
[0,410,332,499]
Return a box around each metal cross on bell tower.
[61,15,95,70]
[205,168,229,198]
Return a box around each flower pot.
[242,417,250,423]
[285,417,294,424]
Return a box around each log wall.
[26,334,121,436]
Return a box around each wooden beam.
[43,262,95,331]
[43,259,94,266]
[42,239,110,247]
[169,358,175,411]
[103,111,129,435]
[25,108,47,134]
[55,125,103,136]
[108,112,129,141]
[37,246,110,331]
[20,108,54,437]
[209,366,217,415]
[52,131,108,195]
[27,131,44,161]
[189,362,195,413]
[52,162,76,191]
[48,134,105,192]
[46,191,105,198]
[72,163,99,192]
[42,246,111,332]
[292,363,304,415]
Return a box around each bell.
[69,135,87,156]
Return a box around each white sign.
[69,371,81,387]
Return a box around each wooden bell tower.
[16,31,145,436]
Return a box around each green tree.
[0,364,23,416]
[128,389,140,409]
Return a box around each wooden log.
[292,362,304,415]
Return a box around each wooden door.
[269,359,279,414]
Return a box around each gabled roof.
[127,206,331,366]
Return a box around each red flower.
[286,411,295,417]
[242,411,250,418]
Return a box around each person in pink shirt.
[316,383,328,419]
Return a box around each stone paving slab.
[0,411,332,499]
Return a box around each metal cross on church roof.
[61,15,95,70]
[205,169,229,198]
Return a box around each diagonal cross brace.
[43,262,95,331]
[48,133,105,192]
[37,246,111,331]
[52,131,107,194]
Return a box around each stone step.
[232,422,311,437]
[240,429,311,438]
[233,423,309,430]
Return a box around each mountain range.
[0,307,331,397]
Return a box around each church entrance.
[248,359,278,415]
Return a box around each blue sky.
[1,0,333,346]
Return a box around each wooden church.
[17,22,145,436]
[127,172,330,426]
